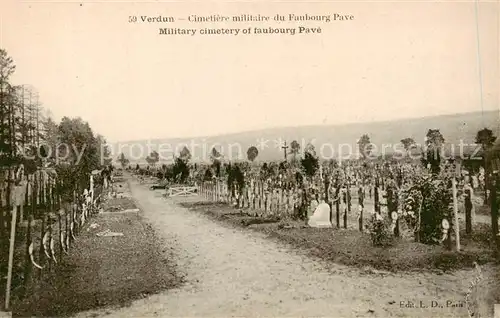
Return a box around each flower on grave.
[391,212,398,221]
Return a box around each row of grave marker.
[197,178,380,227]
[1,167,102,311]
[197,168,481,247]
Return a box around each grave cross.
[282,141,289,160]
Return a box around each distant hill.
[110,110,500,164]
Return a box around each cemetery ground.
[11,179,182,317]
[74,176,498,318]
[9,173,499,317]
[179,199,496,273]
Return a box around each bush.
[417,179,452,244]
[400,167,454,245]
[369,213,393,247]
[203,168,213,181]
[172,157,190,183]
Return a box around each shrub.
[369,213,393,247]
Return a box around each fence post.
[39,215,45,279]
[4,195,18,311]
[252,183,256,209]
[324,178,330,224]
[452,177,460,251]
[264,191,268,214]
[58,210,63,261]
[465,186,473,235]
[23,178,33,294]
[0,185,5,258]
[387,186,399,237]
[358,185,364,232]
[490,174,499,258]
[343,189,348,229]
[216,180,219,202]
[335,185,340,228]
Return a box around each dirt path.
[77,180,496,318]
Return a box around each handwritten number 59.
[129,16,137,23]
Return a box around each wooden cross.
[282,141,289,160]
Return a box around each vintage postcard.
[0,0,499,317]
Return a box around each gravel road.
[76,180,496,318]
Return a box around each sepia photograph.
[0,0,499,317]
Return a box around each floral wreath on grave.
[401,172,453,244]
[401,188,422,231]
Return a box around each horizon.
[2,0,498,143]
[105,110,499,164]
[114,141,487,165]
[113,109,499,143]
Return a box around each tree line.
[0,48,111,200]
[120,125,498,185]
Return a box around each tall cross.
[282,141,289,160]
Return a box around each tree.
[227,163,245,204]
[146,150,159,166]
[233,164,245,189]
[289,140,300,162]
[279,160,288,173]
[56,116,103,200]
[301,144,319,179]
[210,147,222,177]
[210,147,222,161]
[0,49,17,260]
[246,145,259,162]
[0,49,17,166]
[41,115,59,160]
[179,146,191,162]
[425,129,445,148]
[170,146,191,182]
[208,148,221,178]
[304,142,316,157]
[14,87,38,153]
[400,137,416,153]
[58,117,99,166]
[0,49,15,81]
[203,168,213,181]
[272,161,280,175]
[96,134,112,166]
[476,128,496,155]
[117,153,130,168]
[260,162,270,179]
[357,134,373,159]
[172,157,190,183]
[422,129,445,174]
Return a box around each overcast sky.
[1,0,498,142]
